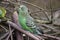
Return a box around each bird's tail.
[36,27,44,35]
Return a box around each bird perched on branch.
[17,5,44,35]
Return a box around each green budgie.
[0,6,7,22]
[18,5,44,35]
[0,6,6,18]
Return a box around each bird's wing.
[26,15,44,34]
[26,15,36,28]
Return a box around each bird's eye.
[21,7,24,11]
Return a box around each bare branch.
[0,29,14,40]
[6,21,40,40]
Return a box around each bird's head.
[20,5,28,12]
[18,5,29,16]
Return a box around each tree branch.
[6,21,40,40]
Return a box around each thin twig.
[40,24,59,32]
[9,24,13,40]
[0,32,9,40]
[35,19,50,24]
[50,32,60,35]
[41,34,60,40]
[0,29,14,40]
[0,25,8,32]
[5,29,14,40]
[35,35,44,40]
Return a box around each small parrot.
[18,5,44,35]
[0,6,6,22]
[0,6,6,18]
